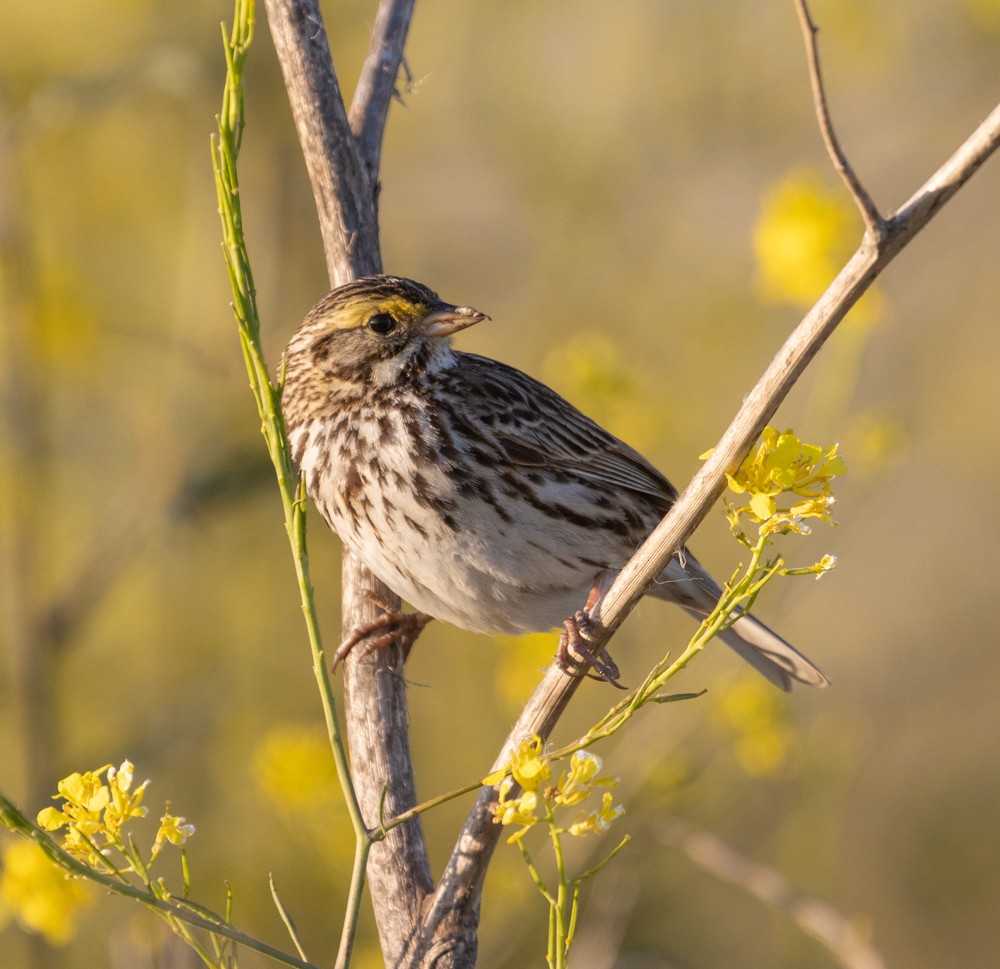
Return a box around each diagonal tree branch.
[418,80,1000,969]
[660,817,888,969]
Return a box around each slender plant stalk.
[269,875,310,962]
[210,1,370,964]
[549,815,568,969]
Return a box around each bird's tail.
[648,553,829,691]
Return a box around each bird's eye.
[366,312,397,335]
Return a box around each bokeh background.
[2,1,1000,967]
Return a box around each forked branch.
[795,0,885,236]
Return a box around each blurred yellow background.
[2,1,1000,967]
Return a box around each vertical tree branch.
[264,0,380,282]
[262,1,432,964]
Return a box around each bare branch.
[412,664,588,963]
[795,0,885,237]
[349,0,417,181]
[888,100,1000,248]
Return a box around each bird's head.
[283,275,490,390]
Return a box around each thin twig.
[270,874,310,962]
[795,0,885,237]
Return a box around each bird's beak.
[422,300,491,337]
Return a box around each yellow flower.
[555,750,618,809]
[727,428,845,503]
[55,769,110,824]
[38,767,115,864]
[105,761,150,836]
[152,812,196,856]
[509,736,550,792]
[491,739,625,842]
[490,736,552,841]
[495,782,542,842]
[815,553,837,577]
[566,792,625,837]
[784,553,838,580]
[0,840,94,945]
[36,760,182,869]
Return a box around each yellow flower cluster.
[36,760,193,870]
[716,426,846,543]
[488,737,623,844]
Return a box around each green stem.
[377,776,485,834]
[336,834,371,969]
[211,2,371,965]
[548,810,568,969]
[270,875,309,962]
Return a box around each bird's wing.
[453,354,678,510]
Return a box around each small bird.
[281,275,828,691]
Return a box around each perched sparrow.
[281,275,828,690]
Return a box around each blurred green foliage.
[2,1,1000,968]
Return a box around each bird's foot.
[333,597,432,670]
[554,571,626,688]
[557,609,626,689]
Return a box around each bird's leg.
[333,596,432,670]
[557,572,627,689]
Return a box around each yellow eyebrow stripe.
[329,296,428,331]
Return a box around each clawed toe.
[556,610,626,689]
[333,598,432,669]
